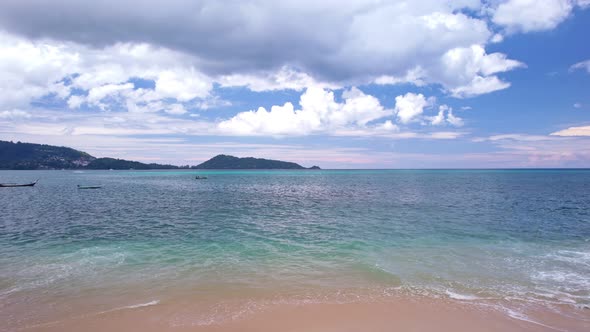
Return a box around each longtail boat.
[0,179,38,188]
[77,185,102,189]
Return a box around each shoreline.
[15,294,590,332]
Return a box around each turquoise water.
[1,169,590,328]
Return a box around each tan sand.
[20,296,590,332]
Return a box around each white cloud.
[372,44,523,98]
[67,95,84,109]
[490,33,504,43]
[450,76,511,98]
[551,126,590,136]
[0,31,216,116]
[374,67,427,87]
[0,32,77,110]
[394,93,431,124]
[447,110,464,127]
[375,120,399,132]
[477,134,557,142]
[87,83,134,106]
[0,109,31,119]
[427,105,464,127]
[218,66,337,91]
[570,59,590,73]
[429,107,446,126]
[0,0,545,117]
[492,0,574,33]
[218,86,392,136]
[164,104,187,115]
[437,45,524,97]
[155,70,211,101]
[0,1,528,101]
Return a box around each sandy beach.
[20,295,590,332]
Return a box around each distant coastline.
[0,140,320,170]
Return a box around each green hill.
[86,157,178,170]
[193,154,320,169]
[0,141,321,170]
[0,140,177,170]
[0,141,95,170]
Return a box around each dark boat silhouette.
[0,179,38,187]
[77,185,102,189]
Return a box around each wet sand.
[20,296,590,332]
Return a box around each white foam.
[544,250,590,269]
[532,270,590,292]
[501,307,566,332]
[445,290,480,301]
[96,300,161,315]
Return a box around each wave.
[444,290,482,301]
[495,306,567,332]
[2,246,128,297]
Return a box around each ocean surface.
[1,169,590,329]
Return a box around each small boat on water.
[195,176,208,180]
[0,180,38,188]
[77,185,102,189]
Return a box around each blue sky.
[0,0,589,168]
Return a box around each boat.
[77,185,102,189]
[195,176,208,180]
[0,180,38,188]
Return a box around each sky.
[0,0,589,168]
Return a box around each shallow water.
[1,169,589,329]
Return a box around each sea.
[1,169,589,330]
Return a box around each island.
[193,154,320,170]
[0,141,321,170]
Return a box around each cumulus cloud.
[86,83,134,108]
[67,95,85,109]
[374,67,427,87]
[427,105,464,127]
[154,70,211,101]
[164,104,187,115]
[570,59,590,73]
[0,109,31,119]
[373,44,523,98]
[437,45,524,97]
[218,88,463,137]
[0,1,490,79]
[0,31,214,114]
[425,105,464,127]
[0,0,585,108]
[551,126,590,136]
[429,107,446,126]
[218,66,338,91]
[492,0,574,33]
[447,110,464,127]
[0,1,530,100]
[394,93,431,124]
[0,0,585,144]
[0,32,76,110]
[218,86,392,136]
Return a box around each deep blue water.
[1,169,590,328]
